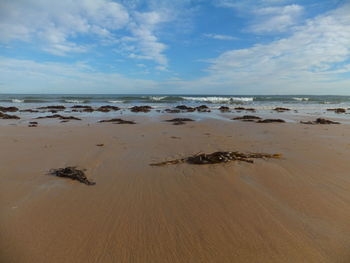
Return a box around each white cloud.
[204,34,237,40]
[0,0,171,66]
[182,4,350,94]
[250,4,304,33]
[0,57,159,93]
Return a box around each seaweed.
[28,121,38,127]
[196,105,211,112]
[36,114,81,120]
[300,118,340,124]
[38,105,66,110]
[150,151,281,166]
[232,115,261,120]
[0,112,20,119]
[97,105,120,112]
[257,119,285,123]
[164,118,194,125]
[0,106,19,112]
[49,167,95,185]
[130,106,152,112]
[175,105,196,112]
[20,109,39,113]
[274,107,290,112]
[99,118,135,124]
[326,108,346,113]
[234,107,256,112]
[219,106,230,112]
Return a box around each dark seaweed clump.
[0,112,20,119]
[150,151,281,166]
[257,119,285,123]
[99,118,135,124]
[49,167,95,185]
[130,106,152,112]
[300,118,340,124]
[164,118,194,125]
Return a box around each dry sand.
[1,118,350,262]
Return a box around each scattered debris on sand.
[196,105,211,112]
[234,107,256,112]
[150,151,281,166]
[0,112,20,119]
[0,106,19,112]
[99,118,135,124]
[300,118,340,124]
[257,119,285,123]
[164,118,194,125]
[175,105,196,112]
[232,115,261,121]
[28,121,38,127]
[219,106,230,112]
[38,105,66,110]
[49,167,95,185]
[36,114,81,120]
[96,144,104,146]
[274,107,290,112]
[327,108,346,113]
[97,105,120,112]
[130,106,152,112]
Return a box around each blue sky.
[0,0,349,94]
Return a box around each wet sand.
[1,118,350,262]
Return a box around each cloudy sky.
[0,0,349,94]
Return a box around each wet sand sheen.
[1,119,350,262]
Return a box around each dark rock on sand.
[257,119,285,123]
[99,118,135,124]
[150,151,281,166]
[0,106,19,112]
[49,167,95,185]
[232,115,261,120]
[300,118,340,124]
[196,105,211,112]
[0,112,20,119]
[36,114,81,120]
[274,107,290,112]
[20,109,39,113]
[234,107,256,112]
[97,105,120,112]
[38,105,66,110]
[130,106,152,113]
[164,109,181,113]
[164,118,194,125]
[327,108,346,113]
[175,105,196,112]
[219,106,230,112]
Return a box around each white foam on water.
[182,96,253,103]
[12,99,24,103]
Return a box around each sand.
[1,118,350,262]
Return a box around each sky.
[0,0,349,94]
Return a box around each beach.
[1,109,350,262]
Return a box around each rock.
[219,106,230,112]
[300,118,340,124]
[99,118,135,124]
[97,105,120,112]
[274,107,290,112]
[130,106,152,113]
[175,105,196,112]
[232,115,261,120]
[327,108,346,113]
[234,107,256,112]
[38,105,66,110]
[0,112,20,119]
[257,119,285,123]
[36,114,81,120]
[164,118,194,125]
[196,105,211,112]
[0,106,19,112]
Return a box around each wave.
[12,99,24,103]
[293,97,309,101]
[63,100,89,103]
[181,96,253,103]
[108,100,125,103]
